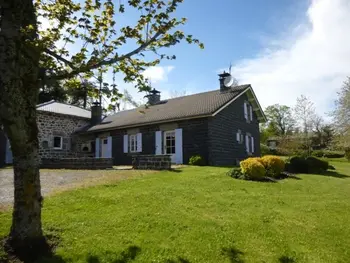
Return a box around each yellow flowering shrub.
[261,155,285,178]
[240,158,266,180]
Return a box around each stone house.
[0,72,266,167]
[83,72,266,166]
[1,101,94,166]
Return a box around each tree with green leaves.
[0,0,203,256]
[332,77,350,148]
[264,104,295,137]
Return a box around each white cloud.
[142,66,175,84]
[231,0,350,117]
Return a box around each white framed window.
[129,134,138,153]
[53,136,63,150]
[164,130,176,154]
[245,134,254,154]
[244,102,248,120]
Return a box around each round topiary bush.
[240,158,266,180]
[261,155,285,178]
[189,155,206,166]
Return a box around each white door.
[101,138,109,158]
[164,131,176,163]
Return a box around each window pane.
[53,137,61,148]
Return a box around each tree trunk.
[0,0,45,257]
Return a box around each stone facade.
[132,155,171,170]
[37,111,93,159]
[41,157,113,169]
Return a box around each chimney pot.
[91,101,102,125]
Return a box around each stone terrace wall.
[41,158,113,169]
[132,155,171,170]
[37,111,92,159]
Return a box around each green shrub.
[189,155,206,166]
[227,167,244,179]
[287,156,329,174]
[306,157,329,173]
[260,144,270,156]
[240,158,266,180]
[261,155,285,178]
[288,156,309,173]
[345,148,350,161]
[312,150,344,158]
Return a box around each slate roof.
[87,84,251,132]
[37,100,91,119]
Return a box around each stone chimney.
[91,101,102,125]
[145,88,161,105]
[218,71,231,92]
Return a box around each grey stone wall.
[132,155,171,170]
[208,93,261,166]
[37,111,92,159]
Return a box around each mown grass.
[1,162,350,263]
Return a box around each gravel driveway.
[0,168,147,206]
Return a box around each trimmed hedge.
[287,156,329,174]
[345,148,350,161]
[189,155,206,166]
[312,150,344,158]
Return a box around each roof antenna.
[229,62,232,75]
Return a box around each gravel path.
[0,168,145,206]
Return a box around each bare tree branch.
[44,48,76,68]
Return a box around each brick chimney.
[145,88,161,105]
[218,71,231,92]
[91,101,102,125]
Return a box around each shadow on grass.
[279,255,296,263]
[320,170,349,179]
[86,246,141,263]
[168,168,183,173]
[222,246,245,263]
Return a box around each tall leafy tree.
[0,0,203,256]
[264,104,295,137]
[332,77,350,148]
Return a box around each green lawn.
[1,161,350,263]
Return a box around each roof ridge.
[37,100,91,112]
[159,84,250,102]
[36,100,55,108]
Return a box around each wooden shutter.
[95,138,100,158]
[107,136,112,158]
[244,102,248,120]
[245,135,249,153]
[137,133,142,152]
[236,131,240,142]
[123,135,128,153]
[251,136,254,153]
[155,131,162,155]
[175,129,183,164]
[250,105,253,121]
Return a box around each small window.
[53,136,63,149]
[103,139,108,144]
[129,134,138,153]
[245,134,254,154]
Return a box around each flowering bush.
[240,158,266,180]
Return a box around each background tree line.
[260,77,350,156]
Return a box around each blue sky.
[121,0,350,119]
